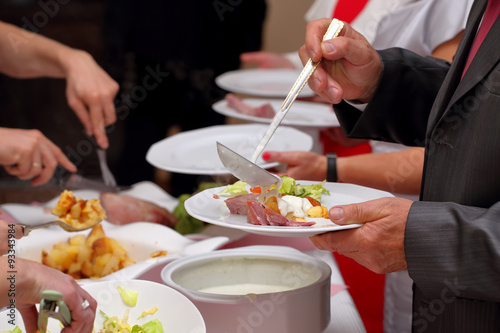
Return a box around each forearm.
[0,21,74,79]
[337,147,423,194]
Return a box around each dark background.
[0,0,120,203]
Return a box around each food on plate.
[220,176,329,226]
[98,285,164,333]
[118,285,139,307]
[51,190,106,229]
[99,309,163,333]
[225,93,275,118]
[41,224,167,279]
[100,192,177,228]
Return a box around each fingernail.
[322,42,335,54]
[312,79,321,91]
[329,207,344,220]
[327,86,339,100]
[309,50,317,60]
[262,152,270,161]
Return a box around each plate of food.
[146,124,313,175]
[184,178,394,237]
[16,220,228,284]
[0,279,206,333]
[215,68,316,97]
[212,95,340,128]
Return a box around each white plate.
[0,280,206,333]
[212,98,339,128]
[16,221,229,284]
[215,69,316,97]
[184,181,394,237]
[146,124,313,175]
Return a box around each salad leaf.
[278,176,329,201]
[217,180,249,197]
[173,194,205,235]
[0,326,22,333]
[117,286,139,307]
[142,319,163,333]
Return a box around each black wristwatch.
[326,153,338,182]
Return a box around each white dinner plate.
[0,280,206,333]
[184,181,394,237]
[212,98,339,128]
[146,124,313,175]
[215,68,316,97]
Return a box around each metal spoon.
[19,219,103,237]
[217,19,343,187]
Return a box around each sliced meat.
[225,93,275,118]
[225,193,259,215]
[247,200,316,227]
[247,200,269,226]
[100,192,178,228]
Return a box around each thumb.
[328,202,374,225]
[329,198,395,225]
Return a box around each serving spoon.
[19,219,103,237]
[217,19,344,187]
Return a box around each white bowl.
[0,280,206,332]
[84,280,205,332]
[15,221,229,284]
[162,246,331,333]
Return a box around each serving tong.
[217,19,344,187]
[38,290,71,333]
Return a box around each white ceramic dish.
[145,124,313,175]
[212,98,339,128]
[215,68,316,97]
[16,221,229,284]
[0,280,206,332]
[162,245,331,333]
[184,181,394,237]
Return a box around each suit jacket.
[334,0,500,331]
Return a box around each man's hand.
[310,197,413,273]
[299,19,383,104]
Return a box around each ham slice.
[225,193,259,215]
[225,93,275,118]
[100,192,178,228]
[246,200,316,227]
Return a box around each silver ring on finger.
[81,299,90,310]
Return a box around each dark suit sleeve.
[334,48,450,147]
[406,201,500,303]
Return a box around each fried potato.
[51,190,106,229]
[41,225,137,279]
[307,206,329,218]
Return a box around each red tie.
[332,0,369,23]
[462,0,500,76]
